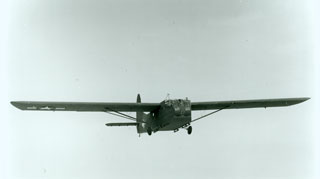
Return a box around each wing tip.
[299,97,310,102]
[10,101,24,110]
[289,97,310,106]
[10,101,19,107]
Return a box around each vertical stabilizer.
[137,94,141,103]
[136,94,143,134]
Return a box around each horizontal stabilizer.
[106,122,139,127]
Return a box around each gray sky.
[1,0,320,178]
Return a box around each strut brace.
[191,105,230,123]
[104,107,137,121]
[104,107,149,125]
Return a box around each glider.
[11,94,309,136]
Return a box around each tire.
[187,126,192,135]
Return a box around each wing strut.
[105,111,136,121]
[191,105,230,123]
[104,107,137,121]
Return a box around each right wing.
[10,101,160,112]
[191,97,310,111]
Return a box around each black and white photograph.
[0,0,319,179]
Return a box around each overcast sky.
[1,0,320,179]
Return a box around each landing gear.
[187,126,192,135]
[147,128,152,136]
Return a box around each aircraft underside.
[137,113,192,135]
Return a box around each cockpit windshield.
[164,99,191,116]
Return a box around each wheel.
[187,126,192,135]
[147,129,152,136]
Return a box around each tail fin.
[136,94,142,121]
[136,94,143,134]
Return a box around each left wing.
[10,101,160,112]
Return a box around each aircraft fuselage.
[137,99,191,134]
